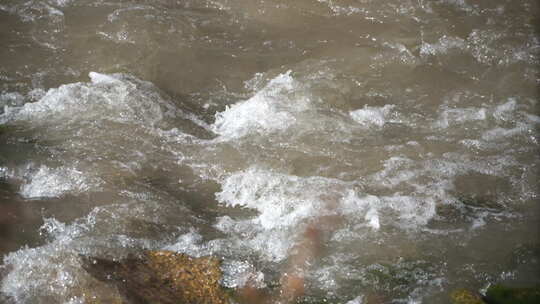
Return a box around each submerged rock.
[450,285,540,304]
[457,195,504,210]
[484,284,540,304]
[82,250,230,304]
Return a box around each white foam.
[380,42,418,65]
[213,167,442,262]
[525,114,540,124]
[441,0,476,13]
[217,168,330,230]
[372,156,417,187]
[317,0,364,16]
[20,166,100,199]
[211,71,310,139]
[365,207,380,230]
[0,92,25,113]
[162,229,208,257]
[0,167,7,179]
[365,152,522,228]
[1,218,97,303]
[420,36,466,57]
[50,0,73,6]
[482,123,529,141]
[349,104,396,127]
[220,260,265,289]
[11,72,172,128]
[163,229,265,289]
[346,296,365,304]
[1,205,170,303]
[435,107,486,128]
[493,98,517,122]
[27,88,46,102]
[88,71,122,84]
[215,168,352,260]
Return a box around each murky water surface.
[0,0,539,303]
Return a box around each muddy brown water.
[0,0,539,303]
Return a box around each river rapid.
[0,0,539,303]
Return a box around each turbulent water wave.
[0,67,538,303]
[1,198,197,303]
[0,0,539,303]
[9,72,175,128]
[211,71,301,139]
[1,68,538,302]
[20,166,100,199]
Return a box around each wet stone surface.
[82,250,230,304]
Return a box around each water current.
[0,0,539,303]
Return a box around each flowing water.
[0,0,539,303]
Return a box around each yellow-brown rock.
[450,289,485,304]
[82,250,230,304]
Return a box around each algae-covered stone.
[450,289,484,304]
[82,250,230,304]
[484,284,540,304]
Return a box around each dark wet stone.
[82,250,231,304]
[457,195,504,210]
[484,284,540,304]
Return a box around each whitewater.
[0,0,538,303]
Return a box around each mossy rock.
[450,289,484,304]
[82,250,231,304]
[484,284,540,304]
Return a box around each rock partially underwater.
[450,285,540,304]
[82,250,230,304]
[484,284,540,304]
[451,289,484,304]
